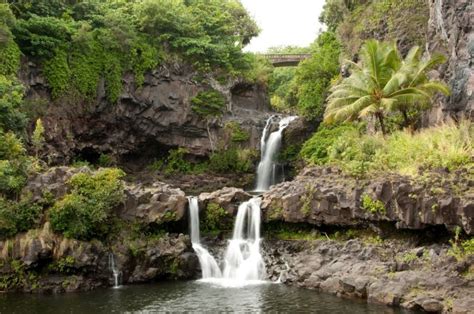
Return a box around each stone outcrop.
[0,166,198,293]
[198,187,251,216]
[120,181,187,224]
[425,0,473,123]
[261,167,474,235]
[0,223,197,293]
[21,62,271,165]
[264,238,473,313]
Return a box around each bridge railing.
[261,54,312,59]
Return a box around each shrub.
[164,148,192,175]
[361,194,386,214]
[50,168,125,240]
[203,202,230,232]
[208,148,256,173]
[300,124,359,165]
[225,121,250,143]
[0,196,42,239]
[0,75,28,134]
[191,90,226,117]
[0,131,30,197]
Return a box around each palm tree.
[324,40,450,134]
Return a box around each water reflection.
[0,281,415,314]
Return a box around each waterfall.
[188,197,222,279]
[188,197,266,287]
[255,116,297,192]
[222,197,265,282]
[108,253,121,288]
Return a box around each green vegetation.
[0,131,31,197]
[301,122,471,178]
[268,32,341,121]
[0,259,38,291]
[48,256,75,274]
[0,75,27,135]
[0,196,42,239]
[324,40,449,134]
[149,146,256,176]
[225,121,250,143]
[300,124,359,165]
[2,0,261,104]
[208,148,256,173]
[50,168,125,240]
[203,202,231,232]
[31,118,45,157]
[361,194,386,214]
[191,90,226,117]
[449,227,474,261]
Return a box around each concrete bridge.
[262,54,311,67]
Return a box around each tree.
[32,118,45,157]
[293,32,341,121]
[324,40,449,134]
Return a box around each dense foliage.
[268,32,341,121]
[324,40,449,133]
[50,168,125,240]
[0,196,42,239]
[2,0,259,103]
[0,131,31,198]
[191,90,226,117]
[301,122,472,178]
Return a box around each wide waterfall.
[255,116,297,192]
[188,196,222,279]
[188,197,266,287]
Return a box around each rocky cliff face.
[425,0,473,123]
[21,62,271,165]
[261,167,473,235]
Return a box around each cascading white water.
[108,253,120,288]
[255,116,297,192]
[188,196,222,279]
[188,197,266,287]
[222,197,265,282]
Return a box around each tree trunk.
[401,110,409,128]
[376,112,386,135]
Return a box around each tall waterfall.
[188,197,222,279]
[188,197,265,287]
[255,116,297,192]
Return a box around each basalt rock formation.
[21,62,271,166]
[425,0,473,123]
[264,238,474,313]
[261,167,473,235]
[0,167,198,293]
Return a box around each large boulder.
[198,187,251,216]
[119,181,187,224]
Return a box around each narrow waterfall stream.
[188,196,222,279]
[189,116,296,287]
[108,253,121,288]
[255,116,297,191]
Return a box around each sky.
[240,0,326,53]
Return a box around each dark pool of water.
[0,281,415,313]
